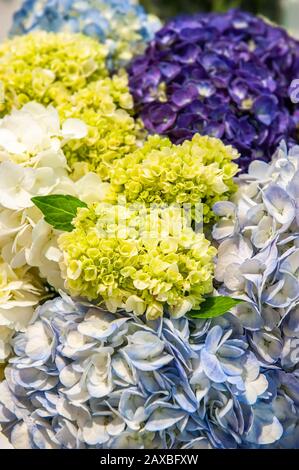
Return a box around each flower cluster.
[60,73,142,180]
[0,31,108,114]
[212,142,299,418]
[0,32,141,176]
[129,9,299,171]
[0,261,43,362]
[58,204,216,319]
[0,101,88,169]
[109,134,239,223]
[1,294,296,449]
[0,102,111,356]
[1,3,299,452]
[10,0,161,70]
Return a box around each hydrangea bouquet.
[0,2,299,450]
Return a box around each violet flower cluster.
[128,9,299,171]
[0,293,298,449]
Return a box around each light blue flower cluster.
[213,142,299,364]
[0,293,295,449]
[10,0,161,69]
[212,142,299,448]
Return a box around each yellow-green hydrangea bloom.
[58,204,217,320]
[109,134,239,222]
[0,32,108,112]
[61,73,142,180]
[0,32,141,177]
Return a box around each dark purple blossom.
[128,9,299,171]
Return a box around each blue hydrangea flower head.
[10,0,161,70]
[0,293,296,449]
[211,142,299,448]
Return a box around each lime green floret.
[0,32,141,177]
[109,134,239,223]
[58,204,217,320]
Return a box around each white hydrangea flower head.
[0,259,43,361]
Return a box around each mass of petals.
[128,9,299,171]
[58,204,216,319]
[0,32,141,176]
[1,3,299,452]
[10,0,161,69]
[211,142,299,447]
[0,103,111,358]
[109,134,239,223]
[0,294,291,449]
[0,260,43,361]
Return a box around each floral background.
[0,0,299,451]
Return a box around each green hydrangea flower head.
[61,72,143,180]
[109,134,239,222]
[0,32,142,178]
[58,203,217,320]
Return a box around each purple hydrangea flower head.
[128,9,299,171]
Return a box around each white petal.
[0,129,27,153]
[10,422,32,449]
[62,119,87,139]
[82,417,109,445]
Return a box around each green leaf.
[189,296,243,319]
[31,195,87,232]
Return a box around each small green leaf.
[189,296,243,319]
[31,195,87,232]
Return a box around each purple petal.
[253,95,278,126]
[142,103,177,134]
